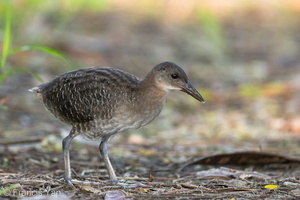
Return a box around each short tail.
[28,87,41,93]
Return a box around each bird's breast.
[116,90,167,130]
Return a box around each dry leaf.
[78,185,103,194]
[134,149,155,156]
[178,151,300,172]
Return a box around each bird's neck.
[127,75,168,125]
[138,74,168,103]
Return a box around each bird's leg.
[99,138,118,183]
[62,134,75,185]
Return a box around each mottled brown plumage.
[29,61,204,185]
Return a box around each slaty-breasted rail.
[29,61,205,185]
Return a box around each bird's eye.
[171,73,179,79]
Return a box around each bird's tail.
[28,87,41,93]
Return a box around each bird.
[29,61,204,185]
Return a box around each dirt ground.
[1,1,300,199]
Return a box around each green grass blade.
[0,184,18,195]
[8,45,69,64]
[0,68,44,83]
[0,0,12,71]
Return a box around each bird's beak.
[181,81,205,103]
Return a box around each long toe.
[65,179,75,188]
[110,178,118,184]
[64,173,75,187]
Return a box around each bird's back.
[33,67,141,127]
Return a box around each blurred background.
[1,0,300,162]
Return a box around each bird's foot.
[109,178,119,184]
[64,178,150,189]
[64,176,76,188]
[67,181,75,188]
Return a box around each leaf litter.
[1,147,300,199]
